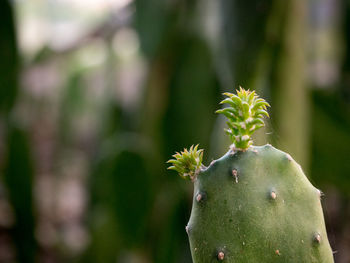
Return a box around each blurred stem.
[0,0,18,115]
[4,124,36,263]
[341,0,350,99]
[248,0,286,146]
[0,1,37,262]
[141,55,170,156]
[270,0,309,170]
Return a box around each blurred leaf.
[222,0,274,86]
[3,123,36,263]
[162,35,220,162]
[58,71,86,146]
[0,0,18,114]
[134,0,172,58]
[154,196,192,263]
[87,134,154,261]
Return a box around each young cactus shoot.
[167,87,334,263]
[167,144,203,181]
[216,87,270,150]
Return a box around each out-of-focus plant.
[0,1,37,263]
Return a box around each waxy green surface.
[187,145,334,263]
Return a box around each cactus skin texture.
[168,88,334,262]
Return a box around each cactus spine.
[168,88,334,262]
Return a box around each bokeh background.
[0,0,350,262]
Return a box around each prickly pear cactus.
[167,88,334,262]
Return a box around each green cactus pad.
[167,144,204,181]
[167,88,334,263]
[216,87,270,150]
[187,145,334,263]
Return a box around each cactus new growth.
[167,88,334,262]
[167,145,204,181]
[216,87,270,150]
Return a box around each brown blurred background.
[0,0,350,262]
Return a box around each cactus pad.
[187,145,334,262]
[167,88,334,262]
